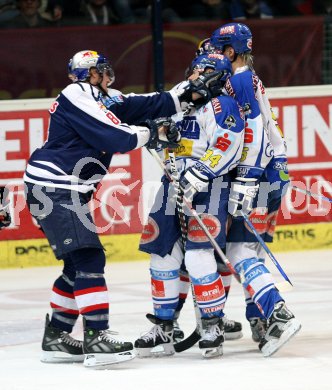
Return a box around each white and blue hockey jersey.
[225,66,288,181]
[24,82,182,192]
[164,93,245,180]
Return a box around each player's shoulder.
[61,82,90,101]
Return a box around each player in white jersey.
[210,23,301,357]
[23,49,221,368]
[136,53,246,358]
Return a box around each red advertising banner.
[0,108,143,240]
[0,90,331,241]
[0,16,324,100]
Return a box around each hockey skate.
[249,317,268,343]
[223,316,243,340]
[259,302,301,357]
[134,314,174,358]
[199,317,224,358]
[41,313,84,363]
[83,326,135,368]
[173,320,185,343]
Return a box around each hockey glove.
[0,205,11,229]
[228,178,259,217]
[179,167,209,204]
[178,71,226,107]
[145,117,181,149]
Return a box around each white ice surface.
[0,250,332,390]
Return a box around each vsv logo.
[177,116,200,140]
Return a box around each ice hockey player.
[0,186,11,230]
[136,53,245,359]
[210,22,301,357]
[23,50,219,368]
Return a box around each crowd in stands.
[0,0,331,29]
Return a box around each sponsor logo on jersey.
[212,98,222,114]
[225,79,235,97]
[164,139,194,158]
[151,269,177,280]
[273,161,288,171]
[215,133,232,152]
[245,209,278,235]
[177,116,200,139]
[101,95,123,108]
[140,217,159,244]
[151,279,165,298]
[202,304,224,314]
[187,214,221,242]
[194,278,225,302]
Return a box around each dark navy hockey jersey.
[24,82,181,192]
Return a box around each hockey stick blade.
[174,327,201,353]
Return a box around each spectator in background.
[170,0,230,21]
[229,0,274,19]
[39,0,63,22]
[0,0,56,27]
[68,0,134,25]
[0,1,19,22]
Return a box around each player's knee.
[69,247,106,274]
[185,248,216,279]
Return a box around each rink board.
[0,222,331,268]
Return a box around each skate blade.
[83,350,136,369]
[224,331,243,341]
[41,350,84,363]
[201,346,223,358]
[136,343,175,358]
[262,319,302,357]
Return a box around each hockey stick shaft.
[240,210,293,287]
[291,185,332,203]
[148,149,240,282]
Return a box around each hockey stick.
[148,148,240,281]
[291,185,332,204]
[167,149,203,353]
[240,210,293,291]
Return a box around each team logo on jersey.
[140,217,159,244]
[187,214,221,242]
[225,115,236,129]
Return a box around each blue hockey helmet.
[210,23,252,54]
[191,53,232,81]
[196,38,212,57]
[67,50,114,82]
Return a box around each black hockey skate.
[83,325,135,368]
[249,317,268,343]
[173,320,185,343]
[259,302,301,357]
[41,313,84,363]
[134,314,174,358]
[199,316,224,358]
[223,316,243,340]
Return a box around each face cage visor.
[96,63,114,79]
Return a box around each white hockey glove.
[179,167,209,204]
[228,178,259,217]
[178,71,226,107]
[145,117,181,149]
